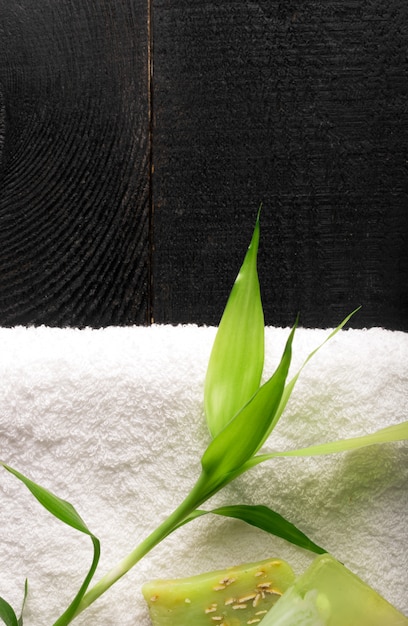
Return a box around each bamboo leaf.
[0,579,27,626]
[244,421,408,470]
[17,580,28,626]
[179,504,325,555]
[0,464,100,626]
[204,212,265,438]
[269,421,408,459]
[273,308,361,430]
[2,465,92,535]
[201,323,296,483]
[0,597,19,626]
[210,505,326,555]
[53,534,100,626]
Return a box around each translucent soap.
[142,557,295,626]
[259,553,408,626]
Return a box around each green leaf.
[204,212,265,438]
[260,421,408,460]
[180,504,325,555]
[0,597,19,626]
[2,465,90,533]
[1,464,100,626]
[17,580,28,626]
[211,505,326,555]
[53,534,100,626]
[201,323,296,483]
[273,307,361,430]
[0,579,28,626]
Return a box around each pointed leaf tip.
[204,214,265,438]
[211,505,326,555]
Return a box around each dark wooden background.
[0,1,407,329]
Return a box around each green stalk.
[73,473,215,619]
[73,318,299,621]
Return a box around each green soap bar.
[259,554,408,626]
[142,558,295,626]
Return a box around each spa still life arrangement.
[0,213,407,625]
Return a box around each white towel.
[0,324,406,625]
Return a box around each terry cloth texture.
[0,324,407,624]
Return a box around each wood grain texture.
[0,1,407,329]
[152,0,408,329]
[0,0,150,326]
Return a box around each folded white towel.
[0,324,406,625]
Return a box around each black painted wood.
[0,0,150,326]
[0,1,407,330]
[152,0,408,330]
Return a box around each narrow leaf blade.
[211,505,326,555]
[1,464,100,626]
[269,421,408,459]
[2,464,90,535]
[274,308,361,429]
[201,323,296,481]
[53,534,100,626]
[204,212,265,438]
[17,580,28,626]
[18,578,28,626]
[242,422,408,473]
[0,597,19,626]
[179,505,325,555]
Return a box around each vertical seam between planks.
[147,0,155,324]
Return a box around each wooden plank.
[152,0,408,330]
[0,0,150,326]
